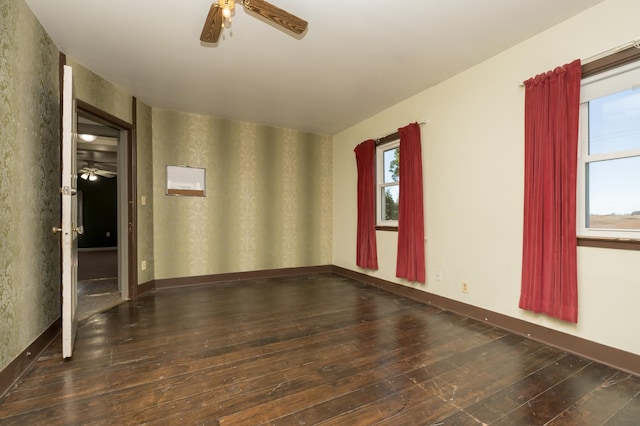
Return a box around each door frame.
[76,100,138,299]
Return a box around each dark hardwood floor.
[1,273,639,425]
[77,278,123,322]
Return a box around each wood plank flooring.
[77,278,123,321]
[1,273,639,425]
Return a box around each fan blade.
[96,171,116,178]
[244,0,307,35]
[200,4,224,43]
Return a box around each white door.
[60,64,80,358]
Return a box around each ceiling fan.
[79,164,117,181]
[200,0,308,44]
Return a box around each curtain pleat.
[354,139,378,270]
[396,123,425,283]
[520,59,581,323]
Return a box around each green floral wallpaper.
[152,109,332,280]
[136,101,154,285]
[66,58,132,124]
[0,0,61,371]
[66,58,157,286]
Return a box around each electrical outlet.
[462,281,469,294]
[435,269,443,282]
[141,260,147,271]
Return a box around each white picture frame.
[166,165,206,197]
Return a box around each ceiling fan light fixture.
[80,172,89,180]
[88,172,98,181]
[79,134,97,142]
[200,0,307,44]
[221,0,234,18]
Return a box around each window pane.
[383,147,399,183]
[587,156,640,229]
[381,185,399,221]
[589,89,640,155]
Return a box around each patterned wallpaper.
[136,101,154,284]
[152,109,332,280]
[66,58,156,286]
[0,0,61,371]
[1,0,331,373]
[66,58,132,124]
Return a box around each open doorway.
[75,113,126,320]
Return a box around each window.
[578,61,640,240]
[376,139,400,228]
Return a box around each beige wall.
[0,0,61,371]
[152,109,332,280]
[333,0,640,356]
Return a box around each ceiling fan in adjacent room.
[79,163,117,181]
[200,0,307,43]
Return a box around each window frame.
[375,138,400,230]
[577,60,640,242]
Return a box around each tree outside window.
[377,140,400,227]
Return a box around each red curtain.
[354,139,378,270]
[396,123,425,283]
[520,59,581,323]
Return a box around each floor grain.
[1,274,638,425]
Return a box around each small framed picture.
[166,165,206,197]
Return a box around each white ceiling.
[26,0,604,135]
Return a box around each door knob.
[52,226,62,234]
[74,226,84,235]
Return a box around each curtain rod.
[582,38,640,64]
[374,119,428,145]
[519,37,640,86]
